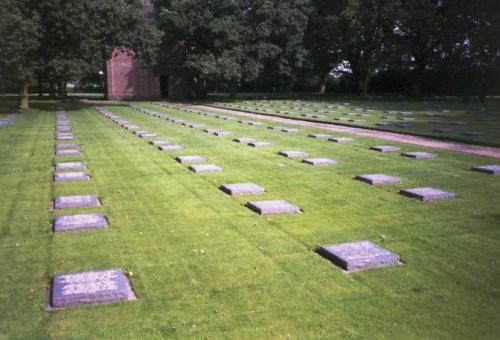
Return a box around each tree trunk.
[19,81,30,110]
[229,80,238,99]
[49,80,56,99]
[318,73,327,94]
[58,79,67,97]
[37,75,44,97]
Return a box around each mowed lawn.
[214,98,500,147]
[1,99,500,339]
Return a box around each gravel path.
[187,104,500,159]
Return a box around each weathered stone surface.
[281,128,299,133]
[233,137,257,143]
[56,143,80,150]
[56,149,81,156]
[56,126,72,132]
[54,213,108,232]
[53,194,100,209]
[356,174,401,185]
[246,200,300,215]
[138,132,157,138]
[308,134,331,139]
[56,134,75,140]
[471,165,500,175]
[268,126,286,130]
[402,152,436,159]
[434,128,455,133]
[159,144,183,152]
[328,137,354,143]
[55,162,86,171]
[150,140,173,146]
[369,145,401,152]
[175,155,206,164]
[463,131,482,136]
[278,150,309,158]
[400,187,455,201]
[189,123,204,128]
[248,121,264,126]
[50,268,135,309]
[213,130,231,136]
[302,158,336,166]
[220,183,266,196]
[54,172,90,182]
[189,164,222,173]
[249,141,273,147]
[318,240,400,271]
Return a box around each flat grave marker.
[246,200,300,215]
[318,240,401,272]
[356,174,401,185]
[400,187,455,201]
[49,268,135,309]
[189,164,223,173]
[159,144,183,152]
[329,137,354,143]
[471,165,500,175]
[402,152,436,159]
[233,137,257,143]
[220,183,266,196]
[278,150,309,158]
[175,155,206,164]
[53,213,108,232]
[369,145,401,152]
[308,134,331,139]
[249,141,273,148]
[54,172,90,182]
[150,140,173,146]
[55,162,86,171]
[56,149,81,156]
[53,194,101,209]
[302,158,336,166]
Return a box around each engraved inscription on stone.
[54,213,108,232]
[53,194,100,209]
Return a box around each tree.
[0,0,41,109]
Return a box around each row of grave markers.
[49,109,132,310]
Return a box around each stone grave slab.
[308,134,331,139]
[175,155,206,164]
[55,144,79,150]
[376,123,392,127]
[369,145,401,152]
[56,149,81,156]
[213,130,231,136]
[189,164,222,173]
[471,165,500,175]
[328,137,354,143]
[53,194,100,209]
[189,123,204,128]
[54,213,108,232]
[55,162,86,171]
[463,131,482,136]
[434,128,455,133]
[268,126,286,130]
[356,174,401,185]
[159,144,183,152]
[249,141,273,148]
[56,126,72,132]
[402,152,436,159]
[233,137,257,143]
[400,187,455,201]
[318,240,400,272]
[246,200,300,215]
[150,140,173,146]
[248,121,264,126]
[50,268,135,309]
[302,158,336,166]
[56,134,75,140]
[220,183,266,196]
[54,172,90,182]
[278,150,309,158]
[203,129,219,134]
[281,128,300,133]
[138,132,157,138]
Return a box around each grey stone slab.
[56,149,81,156]
[54,171,90,182]
[55,162,86,171]
[56,134,75,140]
[233,137,257,143]
[471,165,500,175]
[329,137,354,143]
[213,130,232,136]
[175,155,206,164]
[50,268,135,309]
[246,200,300,215]
[302,158,336,166]
[400,187,455,201]
[124,124,140,130]
[369,145,401,152]
[308,134,331,139]
[281,128,300,133]
[56,126,72,132]
[54,213,108,232]
[220,183,266,196]
[463,131,483,136]
[278,150,309,158]
[318,240,400,271]
[56,144,78,150]
[189,164,222,173]
[249,141,273,147]
[402,152,436,159]
[395,123,415,128]
[189,123,204,128]
[376,122,392,127]
[159,144,183,152]
[268,126,286,130]
[138,132,157,138]
[150,140,173,146]
[434,128,455,133]
[356,174,401,185]
[53,194,100,209]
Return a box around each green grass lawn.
[212,98,500,147]
[1,99,500,338]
